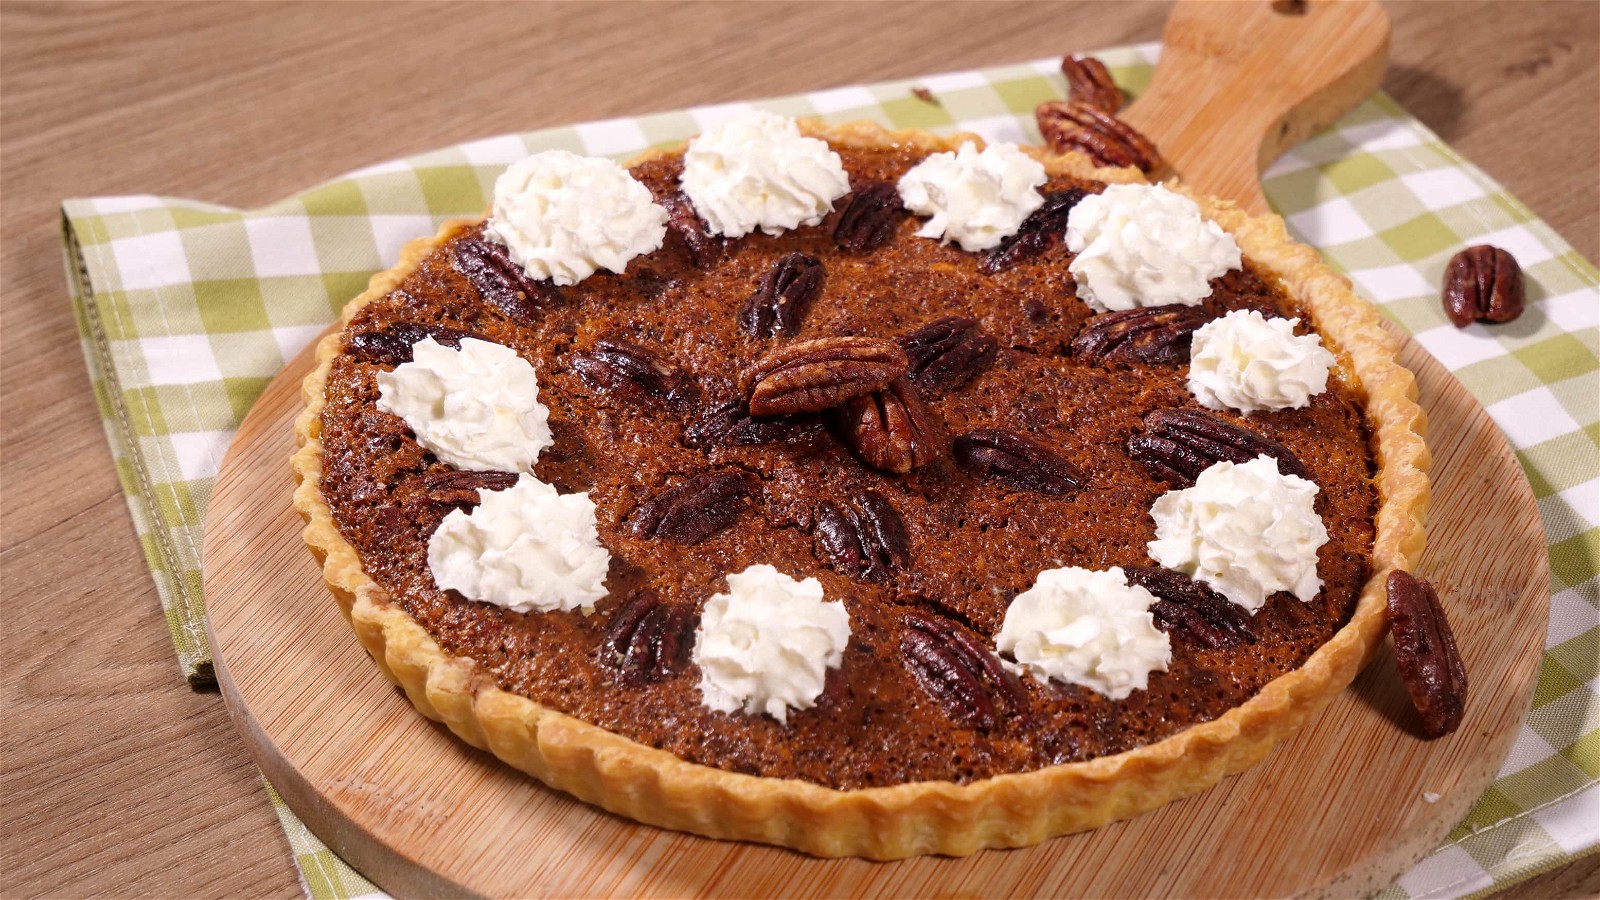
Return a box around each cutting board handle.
[1119,0,1390,214]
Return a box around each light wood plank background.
[1,2,1595,897]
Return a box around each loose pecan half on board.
[1387,571,1468,739]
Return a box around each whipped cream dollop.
[691,565,851,724]
[1148,455,1328,613]
[896,141,1047,252]
[995,566,1171,701]
[427,475,611,614]
[679,111,851,239]
[1187,309,1336,414]
[484,149,667,287]
[376,336,550,473]
[1065,183,1242,312]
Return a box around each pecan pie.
[292,122,1429,858]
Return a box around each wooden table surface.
[1,2,1595,897]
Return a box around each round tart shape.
[292,122,1429,858]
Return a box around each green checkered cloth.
[63,43,1597,899]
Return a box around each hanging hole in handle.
[1272,0,1308,15]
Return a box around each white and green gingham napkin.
[63,44,1597,899]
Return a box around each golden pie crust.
[291,121,1429,858]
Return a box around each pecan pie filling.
[318,145,1377,789]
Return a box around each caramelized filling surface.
[318,146,1377,789]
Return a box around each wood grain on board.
[3,1,1596,896]
[1121,0,1390,216]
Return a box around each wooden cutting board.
[205,2,1550,895]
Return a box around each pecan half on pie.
[293,116,1429,858]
